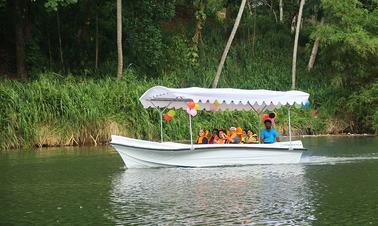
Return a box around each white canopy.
[139,86,310,112]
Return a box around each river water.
[0,137,377,225]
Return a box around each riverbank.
[299,133,377,137]
[1,74,377,150]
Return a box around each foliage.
[314,0,378,56]
[124,0,176,75]
[0,0,377,150]
[0,72,318,149]
[347,81,378,132]
[311,0,378,87]
[44,0,78,11]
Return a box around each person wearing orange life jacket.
[225,127,242,144]
[236,127,244,143]
[242,129,258,144]
[208,128,219,144]
[217,129,227,144]
[195,129,208,144]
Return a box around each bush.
[0,73,319,149]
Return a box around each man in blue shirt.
[260,119,280,144]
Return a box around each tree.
[291,0,305,90]
[309,0,378,91]
[95,4,99,69]
[44,0,78,72]
[116,0,122,80]
[10,0,27,78]
[212,0,247,88]
[56,9,64,71]
[312,0,378,58]
[307,16,324,70]
[123,0,175,75]
[279,0,283,22]
[191,0,206,65]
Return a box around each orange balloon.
[164,114,172,122]
[187,101,195,109]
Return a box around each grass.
[0,69,323,150]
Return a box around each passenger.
[204,130,209,138]
[260,119,280,144]
[217,129,227,144]
[208,128,219,144]
[242,129,247,139]
[225,127,241,144]
[196,129,208,144]
[242,129,258,144]
[236,127,244,143]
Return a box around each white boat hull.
[111,135,305,168]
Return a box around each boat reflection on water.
[109,165,316,225]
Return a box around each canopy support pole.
[288,106,293,150]
[159,110,164,142]
[258,112,261,143]
[149,101,173,143]
[189,114,194,150]
[248,103,266,144]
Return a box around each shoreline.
[296,133,377,137]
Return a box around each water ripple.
[109,165,316,225]
[301,154,378,165]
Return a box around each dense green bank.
[1,0,377,149]
[0,70,376,149]
[1,20,377,148]
[0,73,307,149]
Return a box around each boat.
[111,86,310,168]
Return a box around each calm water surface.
[0,137,377,225]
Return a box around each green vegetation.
[0,73,322,149]
[0,0,377,149]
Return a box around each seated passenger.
[217,129,227,144]
[208,128,219,144]
[225,127,241,144]
[260,119,280,144]
[242,129,247,139]
[242,129,258,144]
[196,129,208,144]
[236,127,244,143]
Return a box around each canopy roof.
[139,86,310,112]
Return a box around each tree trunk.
[291,0,305,90]
[192,0,205,50]
[212,0,246,88]
[48,32,52,69]
[252,4,257,56]
[224,0,232,35]
[279,0,283,22]
[116,0,123,80]
[13,0,26,78]
[95,12,99,70]
[263,0,277,23]
[191,0,206,65]
[268,0,278,23]
[307,16,324,71]
[56,10,64,72]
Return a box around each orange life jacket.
[226,133,237,144]
[208,135,219,144]
[196,136,205,144]
[197,135,209,144]
[218,137,227,144]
